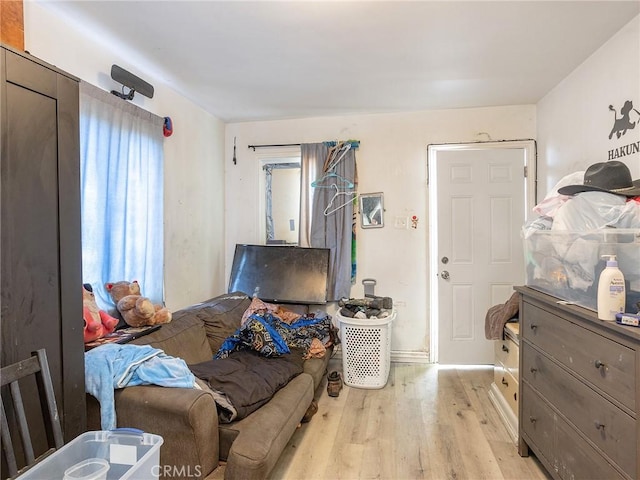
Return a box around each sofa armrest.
[87,385,219,478]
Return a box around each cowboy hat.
[558,161,640,197]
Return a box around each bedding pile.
[189,298,336,422]
[189,348,304,422]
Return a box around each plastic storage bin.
[17,430,163,480]
[523,228,640,312]
[337,310,396,389]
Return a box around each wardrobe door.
[1,46,84,452]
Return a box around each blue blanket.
[85,343,195,430]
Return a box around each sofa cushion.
[129,312,212,364]
[303,350,331,390]
[180,292,252,354]
[220,372,314,480]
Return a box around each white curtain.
[79,81,165,309]
[301,142,357,301]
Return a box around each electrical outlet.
[394,216,408,229]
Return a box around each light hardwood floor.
[268,358,550,480]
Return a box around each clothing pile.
[338,295,394,319]
[85,343,196,430]
[217,296,337,360]
[523,161,640,311]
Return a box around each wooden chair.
[1,349,64,478]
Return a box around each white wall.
[24,2,228,311]
[226,106,536,359]
[24,3,636,359]
[537,15,640,196]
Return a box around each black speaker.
[110,64,154,100]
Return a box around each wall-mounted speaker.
[110,64,154,100]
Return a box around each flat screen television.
[228,244,330,304]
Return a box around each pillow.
[130,313,212,364]
[241,297,271,325]
[180,292,252,353]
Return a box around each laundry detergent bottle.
[597,255,626,321]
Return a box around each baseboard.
[390,350,431,363]
[488,382,518,444]
[331,348,432,364]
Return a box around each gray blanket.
[484,292,519,340]
[188,349,304,423]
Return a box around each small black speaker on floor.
[110,64,154,101]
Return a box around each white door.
[429,141,535,364]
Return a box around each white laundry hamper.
[337,309,395,389]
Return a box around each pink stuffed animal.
[83,284,119,343]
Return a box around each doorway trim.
[427,140,537,363]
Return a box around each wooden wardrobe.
[1,44,85,458]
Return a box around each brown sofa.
[86,292,332,479]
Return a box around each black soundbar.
[110,64,154,100]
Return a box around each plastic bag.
[533,171,584,218]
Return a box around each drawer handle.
[502,344,509,353]
[530,324,538,331]
[594,360,606,369]
[529,416,536,424]
[530,367,537,374]
[501,377,508,387]
[595,422,605,430]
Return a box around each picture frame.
[360,192,384,228]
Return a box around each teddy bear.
[83,284,119,343]
[105,280,172,327]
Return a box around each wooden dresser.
[516,286,640,480]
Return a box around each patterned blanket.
[215,312,333,359]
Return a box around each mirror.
[360,192,384,228]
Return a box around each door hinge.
[524,166,528,178]
[426,158,430,186]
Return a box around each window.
[79,82,165,308]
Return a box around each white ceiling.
[44,1,640,123]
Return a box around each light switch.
[394,216,408,229]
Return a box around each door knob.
[441,256,449,264]
[440,270,450,280]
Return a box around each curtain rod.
[248,140,360,151]
[248,143,300,151]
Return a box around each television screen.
[228,244,330,304]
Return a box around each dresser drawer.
[521,382,554,465]
[494,368,518,415]
[522,383,627,480]
[523,344,637,476]
[495,336,519,380]
[521,301,636,411]
[555,414,626,480]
